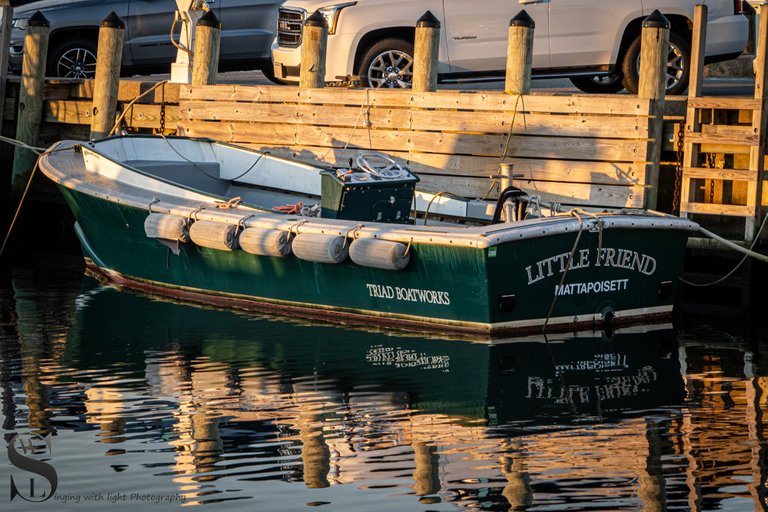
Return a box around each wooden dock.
[0,4,766,250]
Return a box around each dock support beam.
[10,11,48,200]
[90,12,124,140]
[505,10,534,95]
[412,11,440,93]
[192,10,220,86]
[638,9,669,210]
[300,11,327,89]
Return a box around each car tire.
[569,74,625,94]
[358,38,414,88]
[621,31,691,95]
[47,37,98,79]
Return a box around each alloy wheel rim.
[635,40,685,91]
[57,47,97,79]
[367,50,413,88]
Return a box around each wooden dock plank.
[179,84,652,115]
[213,144,644,191]
[687,97,761,110]
[180,100,646,138]
[45,100,178,129]
[71,79,181,103]
[682,166,760,181]
[686,132,760,146]
[681,202,755,216]
[178,119,648,162]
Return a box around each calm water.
[1,251,767,511]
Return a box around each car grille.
[277,8,306,48]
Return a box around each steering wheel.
[356,153,405,179]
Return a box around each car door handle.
[519,0,544,4]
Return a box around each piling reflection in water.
[1,264,766,510]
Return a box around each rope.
[109,80,169,136]
[272,201,304,214]
[158,134,219,181]
[403,237,413,257]
[288,219,308,235]
[541,210,586,334]
[215,196,242,209]
[423,191,465,225]
[0,135,45,154]
[483,93,525,201]
[0,160,39,258]
[147,197,160,212]
[187,205,205,224]
[322,89,372,164]
[0,140,75,258]
[681,212,768,287]
[342,223,364,249]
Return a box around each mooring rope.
[541,210,586,334]
[0,138,75,258]
[681,213,768,287]
[109,80,169,136]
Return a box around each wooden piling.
[90,12,124,140]
[748,3,768,239]
[412,11,440,93]
[505,10,534,95]
[10,11,49,198]
[638,9,669,211]
[300,11,327,89]
[413,442,440,496]
[192,9,221,86]
[680,5,707,219]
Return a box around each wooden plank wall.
[3,78,181,142]
[177,85,655,209]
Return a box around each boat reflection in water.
[4,272,762,510]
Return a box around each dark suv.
[9,0,283,79]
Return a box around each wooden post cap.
[417,11,440,29]
[100,11,125,29]
[509,10,534,29]
[304,10,327,28]
[197,9,220,29]
[643,9,670,29]
[27,11,50,28]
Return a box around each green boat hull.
[59,186,691,336]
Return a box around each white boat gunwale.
[39,137,700,251]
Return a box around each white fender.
[292,233,348,264]
[189,220,239,251]
[239,227,292,257]
[349,238,410,270]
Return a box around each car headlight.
[318,2,356,35]
[12,18,28,30]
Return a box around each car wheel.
[621,31,691,95]
[47,37,98,79]
[570,73,625,93]
[359,38,414,88]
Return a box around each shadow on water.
[2,238,768,510]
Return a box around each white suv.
[271,0,749,94]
